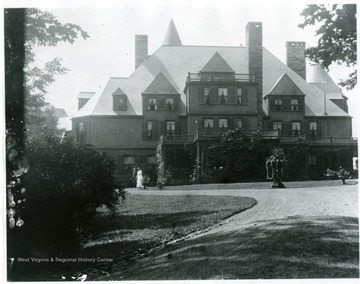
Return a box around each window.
[147,156,157,165]
[236,118,243,129]
[204,88,210,104]
[166,121,175,135]
[218,88,228,104]
[147,121,153,139]
[309,122,317,138]
[113,94,127,111]
[79,122,84,133]
[204,118,214,129]
[166,98,174,110]
[291,99,299,111]
[308,155,317,165]
[274,99,282,111]
[218,118,229,129]
[292,122,301,136]
[123,156,135,166]
[148,98,157,110]
[78,122,84,140]
[237,88,243,104]
[272,121,283,131]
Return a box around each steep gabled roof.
[112,87,126,95]
[73,45,349,118]
[200,52,235,73]
[78,92,95,99]
[54,108,68,118]
[162,19,182,46]
[142,72,179,95]
[265,73,305,97]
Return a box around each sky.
[4,0,359,136]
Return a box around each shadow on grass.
[94,211,221,232]
[116,216,359,280]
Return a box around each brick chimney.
[286,41,306,80]
[135,35,148,69]
[246,22,263,129]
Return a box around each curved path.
[102,182,359,280]
[129,182,358,228]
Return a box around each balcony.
[186,73,256,83]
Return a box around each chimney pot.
[286,41,306,80]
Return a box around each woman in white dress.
[136,167,143,188]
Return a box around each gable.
[142,72,179,95]
[266,73,305,97]
[112,87,126,96]
[200,52,235,73]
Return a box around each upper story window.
[309,122,317,137]
[148,98,157,110]
[79,122,84,133]
[166,98,174,110]
[292,122,301,136]
[218,118,229,128]
[237,88,243,104]
[291,99,299,111]
[78,122,85,141]
[166,121,175,136]
[204,88,210,104]
[204,118,214,129]
[274,99,282,111]
[273,121,283,131]
[147,121,153,139]
[218,88,228,104]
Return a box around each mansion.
[72,20,357,182]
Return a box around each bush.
[204,130,272,183]
[8,134,125,256]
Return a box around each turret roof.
[162,19,182,46]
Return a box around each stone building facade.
[72,20,357,182]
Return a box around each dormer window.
[166,98,174,110]
[218,88,228,104]
[112,88,127,111]
[204,88,210,104]
[291,99,299,111]
[274,99,282,111]
[148,98,157,110]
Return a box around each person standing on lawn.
[338,166,346,184]
[132,167,137,188]
[136,167,144,189]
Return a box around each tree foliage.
[10,134,125,255]
[203,130,272,183]
[5,9,124,256]
[298,4,357,90]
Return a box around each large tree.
[298,4,357,90]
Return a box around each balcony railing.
[194,129,279,140]
[187,73,256,83]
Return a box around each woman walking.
[136,167,144,189]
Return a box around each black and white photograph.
[3,0,359,282]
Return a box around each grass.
[160,179,358,191]
[8,193,256,281]
[103,216,359,280]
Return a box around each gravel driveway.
[102,182,359,280]
[129,182,358,230]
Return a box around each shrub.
[8,134,125,256]
[204,130,272,183]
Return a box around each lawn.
[8,193,256,281]
[102,216,359,280]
